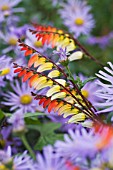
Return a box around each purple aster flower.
[0,146,35,170]
[0,26,26,54]
[100,145,113,168]
[87,31,113,48]
[1,126,22,154]
[9,25,28,39]
[0,0,25,18]
[59,0,95,37]
[0,55,15,80]
[0,12,4,23]
[75,73,101,104]
[25,30,49,54]
[94,62,113,113]
[34,145,68,170]
[0,77,6,87]
[55,128,100,161]
[2,80,39,114]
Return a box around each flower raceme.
[27,24,102,65]
[29,25,84,62]
[13,37,100,125]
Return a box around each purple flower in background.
[34,145,68,170]
[9,25,28,39]
[0,12,4,23]
[25,30,49,54]
[0,77,6,87]
[0,146,35,170]
[2,80,39,114]
[8,111,25,133]
[0,55,15,80]
[101,146,113,168]
[55,128,99,161]
[95,62,113,113]
[0,0,24,18]
[87,31,113,48]
[1,126,22,154]
[75,73,101,104]
[59,0,95,37]
[0,26,27,54]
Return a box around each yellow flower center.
[20,94,32,105]
[0,164,9,170]
[81,89,89,98]
[0,68,10,76]
[0,139,6,147]
[1,5,10,11]
[74,18,84,26]
[34,41,43,48]
[8,38,18,46]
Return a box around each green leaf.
[0,110,5,120]
[34,122,63,150]
[107,112,113,123]
[25,117,41,125]
[24,112,45,118]
[82,77,96,87]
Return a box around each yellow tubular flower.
[46,85,61,97]
[68,113,86,123]
[34,57,46,68]
[58,105,71,115]
[64,96,75,104]
[81,120,93,128]
[36,80,53,91]
[60,37,70,48]
[48,70,60,78]
[57,30,64,34]
[35,77,53,90]
[66,39,76,52]
[63,108,79,118]
[55,79,66,86]
[51,92,66,100]
[57,35,65,45]
[69,51,83,61]
[37,62,53,72]
[32,76,47,89]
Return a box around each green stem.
[65,65,75,82]
[20,134,36,160]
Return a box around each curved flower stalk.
[13,39,101,125]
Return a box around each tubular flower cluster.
[13,37,99,124]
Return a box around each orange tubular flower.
[93,122,113,150]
